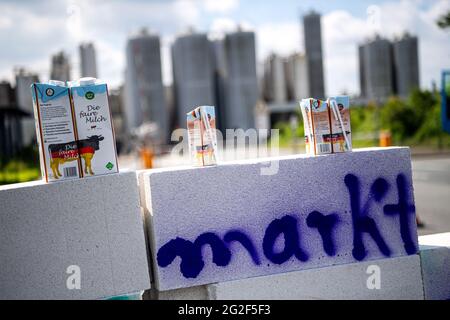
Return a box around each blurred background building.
[392,33,420,98]
[124,29,169,145]
[210,38,227,132]
[264,54,287,104]
[222,30,258,130]
[0,80,24,159]
[50,51,71,82]
[79,42,98,78]
[0,4,431,164]
[359,36,395,101]
[359,33,420,102]
[15,68,38,147]
[108,86,126,154]
[303,10,325,99]
[171,31,215,129]
[285,53,309,102]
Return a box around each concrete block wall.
[0,172,151,299]
[151,255,424,300]
[419,232,450,300]
[2,147,448,300]
[140,147,419,291]
[209,255,424,300]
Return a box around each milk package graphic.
[31,81,82,182]
[299,99,314,155]
[300,96,352,155]
[300,98,332,155]
[69,78,118,176]
[187,106,218,166]
[328,96,352,153]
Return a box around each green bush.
[0,144,41,185]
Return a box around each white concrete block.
[141,147,419,290]
[419,232,450,300]
[0,172,151,299]
[152,286,208,300]
[208,255,424,300]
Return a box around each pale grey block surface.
[141,147,419,290]
[151,286,208,300]
[207,255,424,300]
[0,172,151,300]
[419,232,450,300]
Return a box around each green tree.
[437,11,450,29]
[380,97,418,143]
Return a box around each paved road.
[412,155,450,235]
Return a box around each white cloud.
[0,16,12,29]
[0,0,203,86]
[256,22,303,60]
[208,17,253,40]
[324,0,450,95]
[322,10,368,95]
[203,0,238,13]
[0,0,448,95]
[210,17,239,34]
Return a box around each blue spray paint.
[344,174,391,260]
[157,237,206,278]
[384,174,417,254]
[262,215,309,264]
[157,173,417,279]
[306,211,339,256]
[224,230,260,265]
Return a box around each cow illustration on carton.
[31,81,82,182]
[78,135,104,175]
[69,77,118,177]
[47,135,104,178]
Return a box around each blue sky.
[0,0,449,96]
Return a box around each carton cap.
[48,80,66,87]
[79,77,97,86]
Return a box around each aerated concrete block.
[0,172,151,300]
[151,286,209,300]
[419,232,450,300]
[140,147,419,291]
[208,255,424,300]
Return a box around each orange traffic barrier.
[379,131,392,147]
[140,148,154,169]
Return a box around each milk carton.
[187,106,218,166]
[69,78,118,176]
[299,100,314,155]
[328,96,352,153]
[31,81,82,182]
[302,98,332,155]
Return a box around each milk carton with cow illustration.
[186,106,218,166]
[31,81,82,182]
[302,98,333,155]
[69,78,118,177]
[328,95,352,153]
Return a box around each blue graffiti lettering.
[345,173,391,260]
[306,211,339,256]
[384,174,417,254]
[262,215,308,264]
[224,230,260,265]
[157,173,417,279]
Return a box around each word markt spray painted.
[31,80,82,182]
[69,77,118,176]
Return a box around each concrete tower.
[303,11,325,99]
